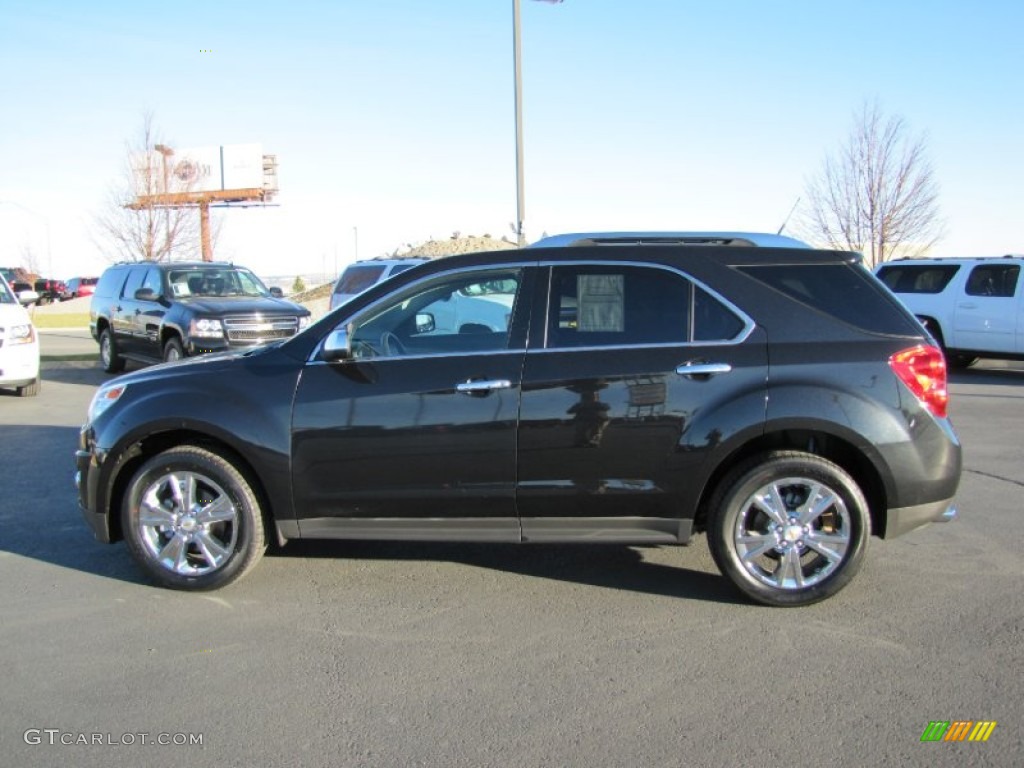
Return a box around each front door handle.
[675,361,733,378]
[456,379,512,394]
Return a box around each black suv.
[89,261,311,371]
[76,242,961,605]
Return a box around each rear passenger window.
[876,264,959,294]
[965,265,1019,298]
[546,266,747,348]
[548,266,690,348]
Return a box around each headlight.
[88,383,127,422]
[298,315,312,330]
[6,323,36,345]
[189,318,224,338]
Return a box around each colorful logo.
[921,721,997,742]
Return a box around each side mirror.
[416,312,435,334]
[322,326,354,362]
[134,287,159,302]
[269,286,284,298]
[17,290,40,306]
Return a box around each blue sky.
[1,0,1021,281]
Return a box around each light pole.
[512,0,562,248]
[0,200,52,276]
[513,0,526,247]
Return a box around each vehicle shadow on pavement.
[275,540,747,605]
[0,425,147,585]
[951,364,1024,385]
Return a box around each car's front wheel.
[708,451,870,607]
[16,378,41,397]
[122,446,266,590]
[163,336,185,362]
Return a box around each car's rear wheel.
[708,451,870,607]
[99,328,125,373]
[122,446,266,590]
[918,317,976,369]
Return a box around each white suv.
[329,258,428,312]
[875,256,1024,368]
[0,273,41,396]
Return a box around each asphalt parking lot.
[1,341,1021,767]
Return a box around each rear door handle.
[456,379,512,394]
[675,362,733,378]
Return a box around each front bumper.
[0,342,40,386]
[75,432,114,543]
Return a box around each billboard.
[132,143,270,197]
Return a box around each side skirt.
[277,517,693,545]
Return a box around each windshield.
[167,267,271,298]
[0,275,17,304]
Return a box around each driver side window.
[349,269,523,359]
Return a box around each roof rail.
[529,231,811,248]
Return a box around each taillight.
[889,345,948,419]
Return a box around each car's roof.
[529,231,811,248]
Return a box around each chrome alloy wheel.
[733,477,851,590]
[100,334,113,368]
[136,470,239,576]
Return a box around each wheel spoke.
[804,532,849,564]
[138,495,175,528]
[776,547,805,589]
[737,533,778,562]
[194,531,230,568]
[158,533,189,573]
[798,483,837,525]
[195,496,236,525]
[752,483,789,526]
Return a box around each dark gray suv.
[90,261,311,370]
[77,242,960,606]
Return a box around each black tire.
[708,451,870,607]
[946,353,978,370]
[918,317,976,369]
[121,446,266,590]
[99,328,125,373]
[16,378,41,397]
[163,336,185,363]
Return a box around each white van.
[329,258,428,312]
[875,256,1024,368]
[0,273,41,396]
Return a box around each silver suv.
[330,257,428,311]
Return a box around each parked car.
[875,256,1024,368]
[89,261,312,371]
[76,239,960,605]
[0,272,41,396]
[64,276,99,300]
[329,257,428,311]
[33,277,67,304]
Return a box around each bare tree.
[93,114,212,262]
[800,101,944,268]
[19,243,41,277]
